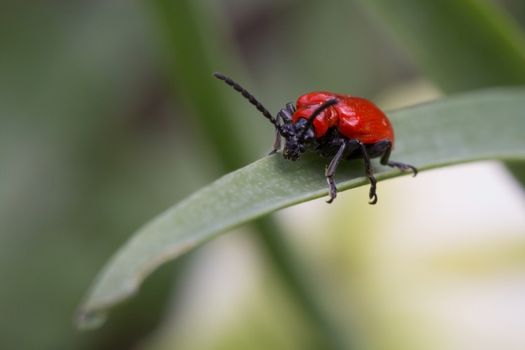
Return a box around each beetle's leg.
[379,140,418,176]
[357,141,379,205]
[269,105,294,155]
[269,110,284,155]
[269,128,282,155]
[285,102,296,114]
[281,103,294,123]
[325,141,347,203]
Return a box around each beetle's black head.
[281,119,315,161]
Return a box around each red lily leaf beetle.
[214,72,417,204]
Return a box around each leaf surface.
[77,88,525,328]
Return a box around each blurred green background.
[1,1,525,349]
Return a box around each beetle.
[214,72,417,204]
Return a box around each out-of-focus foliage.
[359,0,525,185]
[1,0,524,350]
[359,0,525,92]
[0,2,197,349]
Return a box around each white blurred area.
[146,81,525,350]
[283,161,525,350]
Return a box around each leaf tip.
[75,307,107,331]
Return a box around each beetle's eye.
[303,129,315,141]
[296,118,308,129]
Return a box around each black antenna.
[298,98,339,140]
[213,72,280,129]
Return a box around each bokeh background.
[1,1,525,349]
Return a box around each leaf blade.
[77,88,525,328]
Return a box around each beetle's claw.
[368,192,378,205]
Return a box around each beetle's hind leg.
[377,140,418,176]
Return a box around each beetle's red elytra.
[214,73,417,204]
[293,92,394,144]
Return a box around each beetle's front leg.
[269,103,295,155]
[325,140,347,203]
[269,128,281,155]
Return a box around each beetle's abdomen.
[336,97,394,145]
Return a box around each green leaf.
[77,88,525,329]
